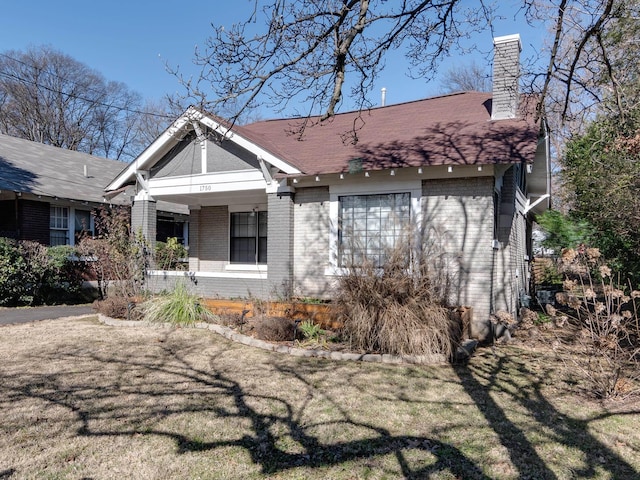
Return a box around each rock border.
[97,314,450,365]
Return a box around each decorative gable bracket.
[136,170,150,192]
[523,193,550,215]
[258,156,279,186]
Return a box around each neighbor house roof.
[0,133,130,204]
[0,133,187,214]
[241,91,541,176]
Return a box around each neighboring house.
[0,133,189,247]
[106,34,551,336]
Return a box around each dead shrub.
[335,231,461,359]
[93,297,141,320]
[551,247,640,399]
[254,316,296,342]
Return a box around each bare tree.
[0,46,150,161]
[130,97,187,149]
[439,61,491,93]
[170,0,497,131]
[169,0,630,138]
[521,0,640,132]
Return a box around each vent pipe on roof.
[491,34,521,120]
[84,165,88,177]
[381,87,387,107]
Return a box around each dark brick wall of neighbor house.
[18,199,50,244]
[0,200,19,239]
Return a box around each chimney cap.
[493,33,521,50]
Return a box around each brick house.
[0,134,188,246]
[106,34,550,335]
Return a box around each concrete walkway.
[0,304,95,326]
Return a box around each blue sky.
[0,1,543,118]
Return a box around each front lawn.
[0,317,638,479]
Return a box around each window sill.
[225,264,268,273]
[325,266,356,276]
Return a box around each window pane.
[50,206,68,229]
[338,193,410,267]
[75,210,91,233]
[230,211,267,264]
[50,230,68,246]
[230,238,255,263]
[50,206,69,245]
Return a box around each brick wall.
[292,186,332,298]
[146,273,269,300]
[267,192,294,297]
[422,177,495,332]
[188,208,200,271]
[197,206,228,272]
[18,199,50,244]
[131,199,157,250]
[492,34,521,120]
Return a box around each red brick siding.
[18,200,50,244]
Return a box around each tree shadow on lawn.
[2,331,639,479]
[1,334,490,479]
[455,349,640,479]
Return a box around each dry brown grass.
[0,317,639,479]
[336,247,460,358]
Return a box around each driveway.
[0,304,95,325]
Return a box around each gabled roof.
[106,91,541,192]
[105,107,302,192]
[243,92,541,175]
[0,133,130,204]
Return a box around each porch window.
[157,217,186,245]
[338,193,410,267]
[50,206,69,246]
[230,211,267,264]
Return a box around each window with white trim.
[50,206,69,246]
[338,192,410,267]
[230,211,267,264]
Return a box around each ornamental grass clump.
[140,282,217,327]
[336,235,461,360]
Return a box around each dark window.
[157,218,185,244]
[230,211,267,264]
[74,210,93,244]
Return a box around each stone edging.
[97,314,448,365]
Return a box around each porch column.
[132,191,157,252]
[188,206,200,271]
[267,188,294,298]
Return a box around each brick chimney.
[491,34,521,120]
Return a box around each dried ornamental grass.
[140,282,217,327]
[336,238,461,359]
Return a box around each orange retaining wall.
[202,299,339,329]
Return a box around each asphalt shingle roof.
[0,133,129,204]
[241,92,540,175]
[0,133,188,214]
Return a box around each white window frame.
[326,180,422,276]
[50,206,69,246]
[50,206,95,247]
[226,203,268,270]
